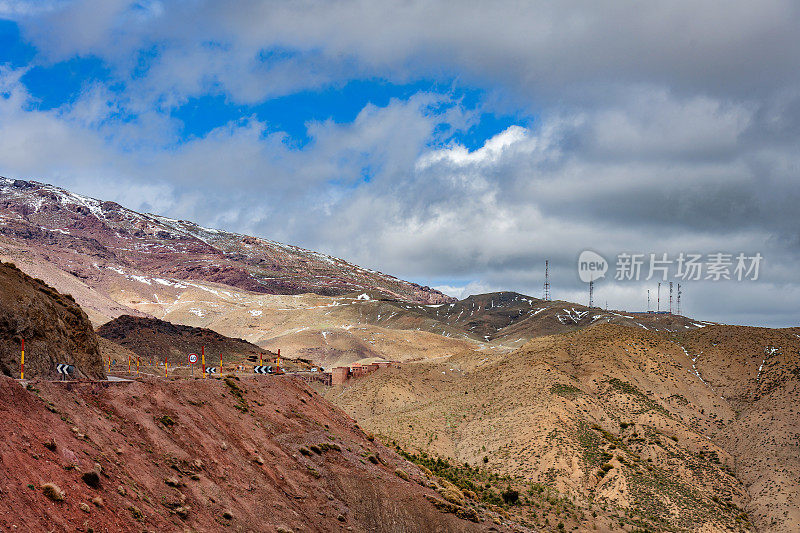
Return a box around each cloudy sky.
[0,1,798,326]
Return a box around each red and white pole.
[20,338,24,380]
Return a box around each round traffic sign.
[188,353,198,364]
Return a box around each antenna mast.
[676,283,682,316]
[543,260,551,301]
[657,282,661,312]
[647,289,650,312]
[589,280,594,307]
[669,282,673,314]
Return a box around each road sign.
[188,353,198,364]
[56,363,75,375]
[254,365,273,374]
[206,367,218,374]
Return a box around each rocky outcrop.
[96,315,270,366]
[0,261,105,379]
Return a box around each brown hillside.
[328,323,777,531]
[0,261,104,379]
[677,325,800,532]
[96,315,274,368]
[0,374,511,532]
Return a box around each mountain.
[0,178,709,369]
[404,291,704,344]
[0,178,453,318]
[0,261,104,380]
[326,322,800,532]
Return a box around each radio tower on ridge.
[669,282,673,314]
[657,282,661,312]
[543,260,551,301]
[676,283,682,316]
[589,280,594,307]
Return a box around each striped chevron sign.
[206,367,218,374]
[254,365,273,374]
[56,363,75,375]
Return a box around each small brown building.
[331,366,350,386]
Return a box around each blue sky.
[1,17,525,150]
[0,1,798,326]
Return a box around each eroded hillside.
[327,323,799,532]
[0,374,518,532]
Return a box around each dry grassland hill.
[327,322,799,532]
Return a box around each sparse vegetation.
[224,377,249,412]
[41,483,64,502]
[157,415,176,427]
[550,383,583,399]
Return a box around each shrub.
[501,488,519,505]
[81,471,101,489]
[157,415,175,427]
[395,468,410,481]
[128,505,144,521]
[42,483,64,502]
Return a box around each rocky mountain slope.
[327,323,800,532]
[677,325,800,531]
[0,261,105,380]
[0,177,453,310]
[0,374,515,532]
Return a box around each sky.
[0,1,798,327]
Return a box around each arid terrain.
[2,180,798,532]
[0,250,521,532]
[326,323,800,532]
